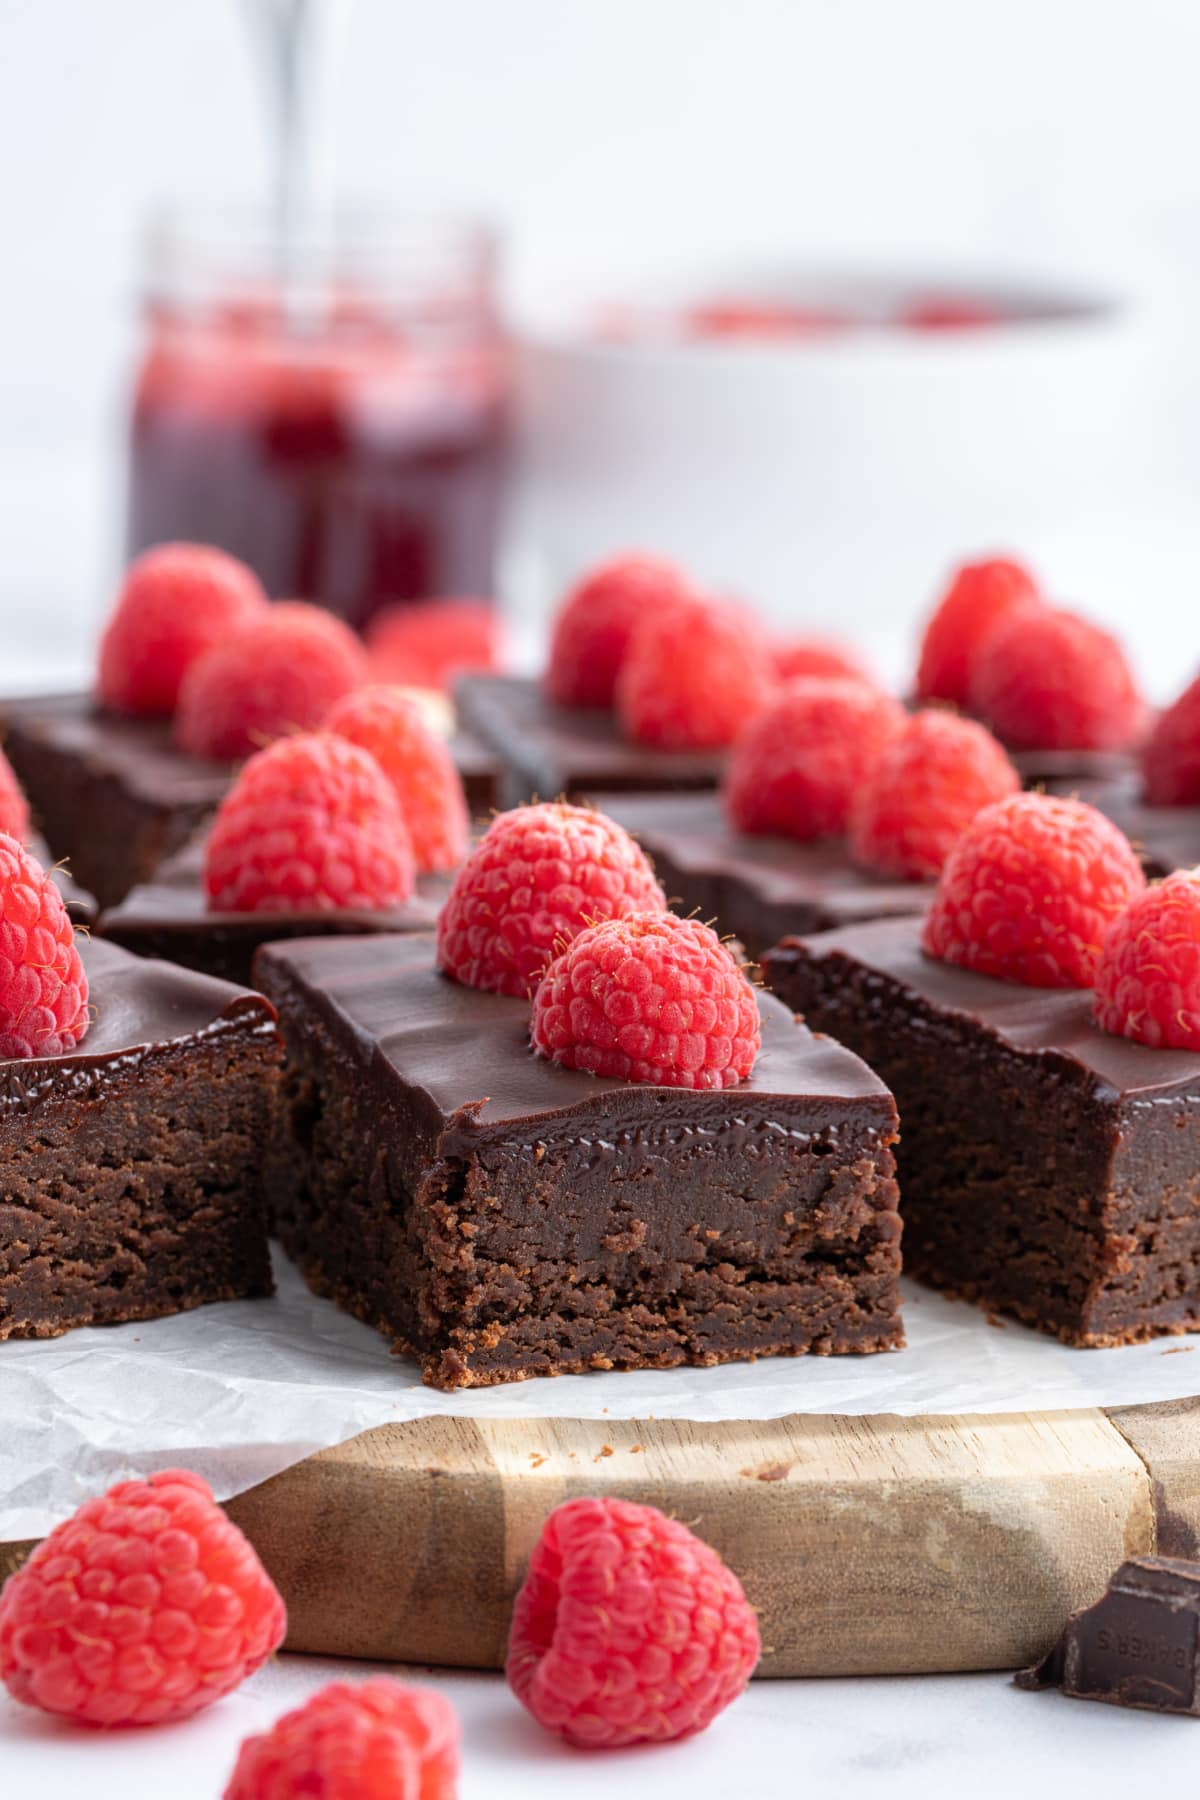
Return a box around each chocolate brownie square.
[0,937,281,1339]
[256,932,903,1389]
[456,675,725,808]
[97,832,451,986]
[764,916,1200,1345]
[1,692,499,910]
[596,791,930,959]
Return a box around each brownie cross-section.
[764,916,1200,1345]
[0,937,281,1339]
[256,931,903,1389]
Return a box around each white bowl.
[509,265,1146,684]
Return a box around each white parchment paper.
[4,1249,1199,1538]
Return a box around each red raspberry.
[850,709,1019,881]
[532,912,760,1088]
[0,746,30,842]
[436,802,666,997]
[224,1678,459,1800]
[772,635,873,686]
[506,1495,760,1748]
[914,556,1040,706]
[205,733,415,913]
[724,676,905,841]
[365,598,502,693]
[545,553,692,709]
[969,604,1144,751]
[0,1467,285,1727]
[922,792,1146,988]
[97,544,268,718]
[0,833,88,1057]
[324,686,469,873]
[176,601,368,761]
[1094,871,1200,1050]
[616,592,775,750]
[1143,673,1200,805]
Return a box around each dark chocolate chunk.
[1017,1557,1200,1713]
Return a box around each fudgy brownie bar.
[98,832,451,985]
[0,937,280,1339]
[456,675,725,808]
[596,791,930,959]
[2,693,232,908]
[764,915,1200,1345]
[1,691,499,909]
[257,932,903,1388]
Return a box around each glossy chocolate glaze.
[596,790,930,957]
[765,915,1200,1100]
[0,936,276,1115]
[98,833,450,983]
[456,675,725,807]
[0,690,499,813]
[256,930,895,1158]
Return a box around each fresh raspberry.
[850,710,1019,881]
[506,1496,760,1748]
[176,601,367,761]
[365,598,502,693]
[1094,871,1200,1050]
[772,636,874,686]
[436,802,665,997]
[97,544,267,717]
[0,1467,285,1727]
[224,1678,459,1800]
[532,912,760,1089]
[969,604,1144,751]
[914,556,1040,706]
[0,833,88,1057]
[545,553,693,709]
[724,676,904,841]
[324,686,469,873]
[205,733,414,913]
[922,792,1146,988]
[616,592,775,750]
[1143,673,1200,805]
[0,746,30,842]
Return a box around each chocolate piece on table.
[763,914,1200,1345]
[98,832,452,985]
[595,790,930,960]
[1016,1556,1200,1713]
[256,931,903,1390]
[0,937,280,1340]
[456,675,726,809]
[1,692,499,910]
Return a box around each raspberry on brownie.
[914,555,1040,706]
[724,677,904,841]
[545,552,692,709]
[762,796,1200,1347]
[257,927,903,1387]
[616,591,775,751]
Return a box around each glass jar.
[125,207,509,631]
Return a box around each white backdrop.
[2,0,1200,685]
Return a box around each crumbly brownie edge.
[262,964,904,1389]
[0,1019,280,1339]
[763,940,1189,1346]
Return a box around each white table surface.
[2,1653,1194,1795]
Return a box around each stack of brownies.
[5,540,1200,1386]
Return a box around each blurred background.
[3,0,1199,691]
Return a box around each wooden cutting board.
[5,1399,1197,1677]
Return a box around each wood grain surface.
[6,1401,1199,1677]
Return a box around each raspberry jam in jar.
[126,209,509,632]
